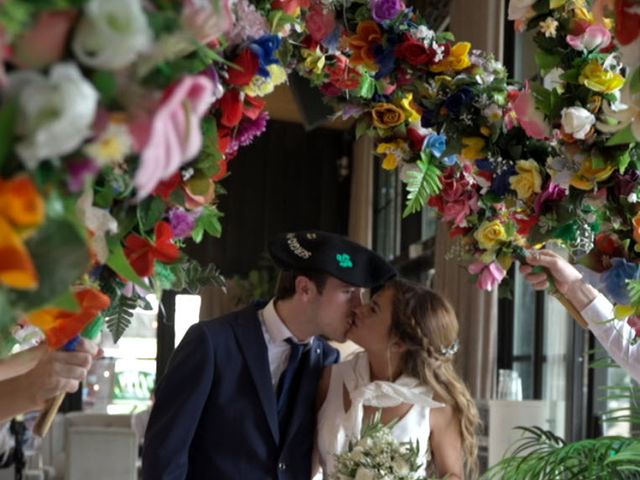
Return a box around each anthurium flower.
[566,24,612,51]
[219,89,245,127]
[398,93,421,123]
[561,106,596,139]
[124,221,180,277]
[579,61,625,93]
[227,49,260,86]
[376,139,411,170]
[349,21,383,71]
[511,85,551,139]
[325,55,361,90]
[509,159,543,200]
[26,288,111,349]
[430,42,471,73]
[371,103,405,129]
[468,260,506,291]
[10,63,98,169]
[73,0,153,69]
[133,75,215,199]
[474,219,507,250]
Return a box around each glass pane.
[374,168,400,259]
[513,268,535,357]
[421,207,438,241]
[512,360,533,399]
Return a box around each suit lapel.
[282,337,323,446]
[231,309,279,443]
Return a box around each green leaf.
[137,196,167,232]
[606,125,637,146]
[49,290,80,312]
[195,118,223,177]
[91,71,118,104]
[0,101,17,172]
[402,152,443,217]
[355,119,371,139]
[13,219,89,312]
[104,295,136,343]
[618,150,632,173]
[106,237,149,289]
[191,205,223,243]
[630,66,640,95]
[82,315,105,341]
[170,260,226,294]
[627,280,640,308]
[535,50,561,72]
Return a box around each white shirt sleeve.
[580,293,640,384]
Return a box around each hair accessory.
[440,339,459,358]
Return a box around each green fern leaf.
[104,295,136,343]
[627,279,640,308]
[402,152,443,218]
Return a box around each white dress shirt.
[258,299,312,389]
[581,293,640,383]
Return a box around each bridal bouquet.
[332,415,426,480]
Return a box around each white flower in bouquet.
[561,106,596,140]
[11,62,98,169]
[354,467,376,480]
[73,0,153,70]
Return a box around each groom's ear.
[295,275,316,300]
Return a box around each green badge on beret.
[336,253,353,268]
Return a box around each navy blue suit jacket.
[142,302,340,479]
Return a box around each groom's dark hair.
[274,269,329,300]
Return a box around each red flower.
[124,221,180,277]
[616,0,640,45]
[219,90,244,127]
[514,213,538,236]
[272,0,310,15]
[325,55,361,90]
[395,36,435,66]
[227,49,259,86]
[244,95,266,120]
[153,172,182,200]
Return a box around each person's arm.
[429,405,464,480]
[0,344,46,382]
[142,322,215,480]
[521,250,640,382]
[0,339,97,422]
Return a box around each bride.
[315,278,479,479]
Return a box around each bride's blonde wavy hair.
[387,278,480,479]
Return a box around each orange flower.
[348,21,382,71]
[569,159,615,190]
[0,176,45,290]
[371,103,405,129]
[26,288,111,349]
[430,42,472,73]
[633,213,640,244]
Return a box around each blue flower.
[249,35,282,77]
[444,87,474,116]
[601,258,640,305]
[420,109,436,128]
[424,134,447,158]
[441,154,458,166]
[491,167,516,196]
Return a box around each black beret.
[268,230,397,289]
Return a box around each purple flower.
[534,182,567,215]
[370,0,405,22]
[230,111,269,152]
[601,258,640,305]
[613,170,640,198]
[168,208,196,239]
[67,157,100,193]
[444,87,474,116]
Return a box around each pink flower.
[306,3,336,42]
[133,76,215,200]
[11,10,77,69]
[182,0,233,44]
[566,24,612,52]
[512,84,551,139]
[429,165,480,227]
[468,261,506,291]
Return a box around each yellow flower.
[461,137,486,161]
[430,42,471,73]
[84,120,132,167]
[376,140,411,170]
[509,159,543,199]
[301,48,325,75]
[614,304,635,320]
[550,0,566,7]
[569,158,615,190]
[579,61,625,93]
[398,93,421,124]
[244,64,287,97]
[474,220,508,251]
[371,103,406,129]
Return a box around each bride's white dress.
[316,351,444,479]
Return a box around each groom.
[142,230,396,479]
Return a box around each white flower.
[597,72,640,141]
[508,0,536,21]
[73,0,153,70]
[628,193,638,204]
[539,17,559,38]
[11,63,98,169]
[392,457,410,474]
[76,189,118,263]
[543,67,565,92]
[561,106,596,139]
[354,467,376,480]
